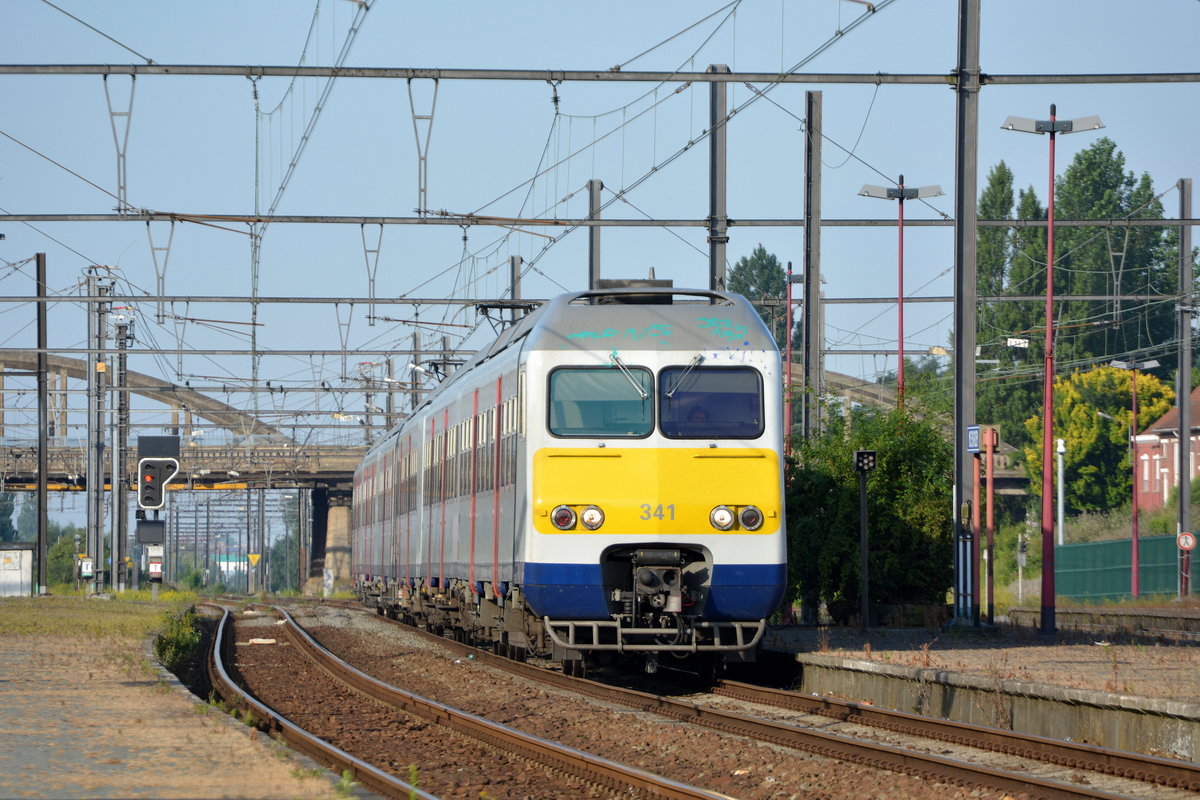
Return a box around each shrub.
[154,606,202,674]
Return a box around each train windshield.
[659,366,763,439]
[548,366,654,437]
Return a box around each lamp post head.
[1110,358,1160,371]
[860,183,943,201]
[1003,113,1104,135]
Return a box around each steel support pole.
[858,470,869,633]
[1040,105,1059,631]
[802,90,823,439]
[1132,367,1141,597]
[707,64,730,291]
[951,0,981,623]
[897,181,906,405]
[35,254,49,595]
[785,262,794,442]
[509,255,522,324]
[112,319,130,592]
[85,272,111,594]
[587,180,602,290]
[1180,178,1194,596]
[985,427,996,624]
[973,454,981,625]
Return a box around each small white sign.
[1007,337,1030,348]
[1179,532,1197,551]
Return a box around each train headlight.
[709,505,735,530]
[551,505,577,530]
[580,505,605,530]
[738,505,764,531]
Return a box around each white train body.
[352,287,786,670]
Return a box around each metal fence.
[1056,535,1185,602]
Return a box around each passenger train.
[351,286,787,674]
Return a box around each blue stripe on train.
[522,561,786,620]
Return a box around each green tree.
[1022,366,1173,512]
[15,495,36,540]
[976,140,1183,480]
[1053,140,1176,371]
[787,405,954,621]
[44,519,85,586]
[977,161,1043,458]
[727,244,790,348]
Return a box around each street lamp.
[859,177,943,406]
[1002,105,1104,634]
[1111,358,1160,597]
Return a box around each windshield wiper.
[665,354,705,398]
[609,350,648,399]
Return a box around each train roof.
[367,288,776,452]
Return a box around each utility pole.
[509,255,523,325]
[85,269,112,594]
[587,181,602,290]
[951,0,981,624]
[111,313,133,592]
[708,64,729,291]
[1180,178,1194,596]
[36,253,49,595]
[802,90,823,439]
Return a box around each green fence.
[1055,534,1185,602]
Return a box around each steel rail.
[349,605,1145,800]
[205,606,437,800]
[273,607,726,800]
[715,680,1200,793]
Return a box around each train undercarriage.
[356,552,765,676]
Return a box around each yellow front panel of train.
[532,447,781,535]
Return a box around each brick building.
[1133,385,1200,511]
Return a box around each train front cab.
[526,356,787,673]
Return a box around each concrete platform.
[762,623,1200,761]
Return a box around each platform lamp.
[1002,106,1104,634]
[859,177,943,406]
[1111,358,1160,597]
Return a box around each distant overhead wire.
[0,204,100,264]
[39,0,155,64]
[0,128,131,212]
[610,1,740,72]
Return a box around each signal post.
[135,436,179,596]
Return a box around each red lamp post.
[859,177,943,407]
[1112,358,1160,597]
[1003,105,1104,634]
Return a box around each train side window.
[659,366,764,439]
[548,366,653,437]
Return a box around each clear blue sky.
[2,0,1198,446]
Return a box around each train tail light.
[551,505,577,530]
[738,505,764,531]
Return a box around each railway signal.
[137,457,179,510]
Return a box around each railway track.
[208,604,731,800]
[206,606,436,800]
[297,601,1198,800]
[711,680,1200,794]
